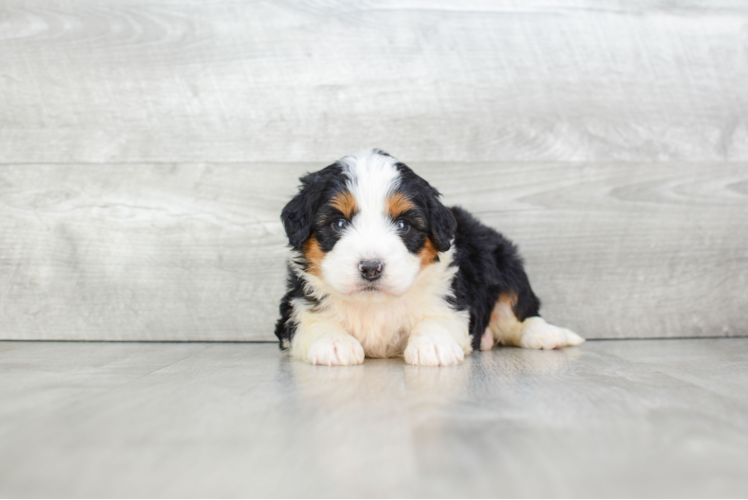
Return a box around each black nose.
[359,260,384,281]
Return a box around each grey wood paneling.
[0,163,308,341]
[1,162,745,341]
[0,0,747,163]
[1,0,746,340]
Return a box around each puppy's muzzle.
[359,260,384,282]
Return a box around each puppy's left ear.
[427,188,457,252]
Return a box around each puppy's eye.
[395,220,410,234]
[331,219,349,232]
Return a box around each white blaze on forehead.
[337,150,405,261]
[338,150,401,215]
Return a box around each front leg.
[291,320,365,366]
[404,317,472,366]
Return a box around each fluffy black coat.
[448,206,541,351]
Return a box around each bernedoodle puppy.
[275,149,584,366]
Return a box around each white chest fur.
[290,248,471,359]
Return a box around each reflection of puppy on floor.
[275,149,584,366]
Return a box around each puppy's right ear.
[280,165,338,250]
[281,192,312,250]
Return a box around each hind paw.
[519,318,585,350]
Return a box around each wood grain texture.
[0,161,745,341]
[0,0,747,163]
[1,340,747,497]
[2,0,746,340]
[0,163,310,341]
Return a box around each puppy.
[275,149,584,366]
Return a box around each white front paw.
[404,335,465,366]
[307,335,365,366]
[520,318,585,350]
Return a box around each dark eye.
[395,220,410,234]
[331,219,349,232]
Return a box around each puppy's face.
[281,150,456,300]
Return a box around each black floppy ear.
[281,190,314,250]
[427,187,457,252]
[280,165,339,250]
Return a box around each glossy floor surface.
[1,339,747,498]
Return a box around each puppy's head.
[281,149,456,299]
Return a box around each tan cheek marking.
[386,192,415,219]
[418,237,439,269]
[302,235,325,278]
[331,191,357,219]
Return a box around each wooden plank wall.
[1,0,746,341]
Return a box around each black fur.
[280,163,348,250]
[394,162,457,252]
[275,156,542,353]
[386,203,428,254]
[274,263,315,347]
[447,206,541,351]
[276,163,349,346]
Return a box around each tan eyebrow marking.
[386,192,415,219]
[330,191,357,219]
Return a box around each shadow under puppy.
[275,149,584,366]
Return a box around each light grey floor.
[1,339,747,498]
